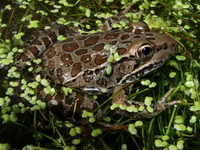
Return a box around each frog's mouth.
[118,60,164,84]
[118,41,177,85]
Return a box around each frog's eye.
[137,44,154,61]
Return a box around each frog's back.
[17,22,176,94]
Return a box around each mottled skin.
[15,22,179,121]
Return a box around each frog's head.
[119,24,177,84]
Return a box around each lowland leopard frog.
[14,21,179,122]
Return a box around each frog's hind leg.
[15,25,68,68]
[44,89,102,122]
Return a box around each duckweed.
[128,124,137,135]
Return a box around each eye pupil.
[142,47,151,55]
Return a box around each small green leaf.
[185,81,194,87]
[103,117,111,122]
[110,103,118,111]
[28,20,39,28]
[91,129,102,137]
[147,106,154,112]
[75,127,82,134]
[162,135,169,141]
[105,65,112,75]
[85,9,91,17]
[121,144,127,150]
[82,110,89,118]
[57,35,67,41]
[189,116,196,123]
[176,55,186,61]
[168,144,178,150]
[139,105,145,111]
[114,52,121,61]
[0,143,11,150]
[106,0,114,2]
[175,115,184,124]
[135,121,143,127]
[169,72,177,78]
[144,96,153,105]
[174,124,186,131]
[126,106,138,112]
[186,126,193,132]
[149,82,157,88]
[0,98,5,106]
[177,140,184,149]
[72,139,81,145]
[5,5,12,10]
[69,128,76,136]
[141,79,151,85]
[119,104,126,110]
[89,117,96,123]
[128,124,137,135]
[155,139,164,147]
[41,79,49,86]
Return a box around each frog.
[14,19,180,122]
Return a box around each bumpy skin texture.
[15,21,179,121]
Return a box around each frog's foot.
[112,88,180,118]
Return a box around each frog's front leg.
[112,86,180,118]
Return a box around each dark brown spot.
[29,46,40,56]
[134,36,141,38]
[20,55,29,62]
[71,63,82,77]
[58,25,67,35]
[95,69,100,75]
[163,42,168,50]
[84,35,99,46]
[92,43,105,51]
[47,60,55,75]
[155,43,168,51]
[75,49,88,55]
[116,48,127,55]
[146,37,156,40]
[104,33,119,39]
[83,71,93,83]
[41,37,51,48]
[96,78,107,86]
[33,39,43,45]
[81,54,92,63]
[46,46,56,59]
[142,26,150,32]
[61,54,73,67]
[56,68,64,83]
[124,26,133,32]
[145,33,153,36]
[62,43,79,51]
[109,41,118,45]
[94,54,107,65]
[45,30,57,42]
[135,29,142,34]
[122,41,132,44]
[121,34,130,40]
[155,45,162,51]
